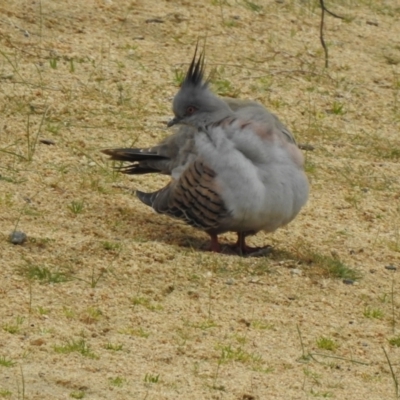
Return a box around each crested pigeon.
[102,48,309,254]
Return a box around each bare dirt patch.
[1,0,400,399]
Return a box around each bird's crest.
[182,44,207,89]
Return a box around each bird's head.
[168,46,230,128]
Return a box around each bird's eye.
[185,106,196,116]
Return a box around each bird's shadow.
[143,220,210,250]
[112,208,281,257]
[107,201,301,259]
[109,205,209,249]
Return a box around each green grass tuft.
[388,336,400,347]
[109,376,126,387]
[363,307,384,319]
[0,356,16,367]
[68,200,85,215]
[54,339,98,359]
[0,388,12,397]
[307,252,361,280]
[144,373,159,384]
[104,343,123,351]
[70,391,86,399]
[316,336,338,351]
[18,263,71,284]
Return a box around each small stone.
[385,265,397,271]
[145,18,164,24]
[225,278,235,285]
[164,285,175,294]
[187,290,199,299]
[239,318,251,327]
[298,143,315,151]
[290,268,302,276]
[343,279,354,285]
[9,231,27,245]
[39,139,55,145]
[30,338,45,346]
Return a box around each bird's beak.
[167,116,181,127]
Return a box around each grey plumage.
[102,48,309,254]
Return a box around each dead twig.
[319,0,345,68]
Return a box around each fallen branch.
[319,0,345,68]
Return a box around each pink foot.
[209,234,221,253]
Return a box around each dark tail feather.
[136,190,159,208]
[101,148,167,162]
[117,165,160,175]
[102,148,168,175]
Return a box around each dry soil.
[1,0,400,399]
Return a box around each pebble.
[343,279,354,285]
[298,143,315,151]
[145,18,164,24]
[9,231,27,245]
[385,265,397,271]
[39,139,55,145]
[290,268,302,276]
[225,278,235,285]
[30,338,46,346]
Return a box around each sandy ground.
[1,0,400,399]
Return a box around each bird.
[102,47,309,255]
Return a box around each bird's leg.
[209,234,221,253]
[234,232,271,256]
[235,232,247,256]
[207,233,270,256]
